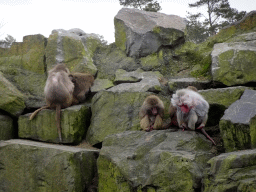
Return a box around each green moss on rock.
[0,73,25,116]
[18,104,91,144]
[140,52,164,70]
[114,18,127,51]
[219,120,251,152]
[98,156,131,192]
[0,114,14,140]
[0,140,98,192]
[86,91,170,145]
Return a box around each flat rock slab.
[221,89,256,124]
[18,104,91,144]
[0,139,99,192]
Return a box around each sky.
[0,0,255,44]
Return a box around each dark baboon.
[69,72,94,105]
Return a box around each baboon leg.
[140,115,150,131]
[153,114,163,130]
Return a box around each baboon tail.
[56,104,62,142]
[29,106,49,120]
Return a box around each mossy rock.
[18,104,91,144]
[0,72,25,116]
[98,130,214,191]
[203,148,256,192]
[0,139,99,192]
[86,91,170,145]
[0,114,14,140]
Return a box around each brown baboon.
[29,64,74,142]
[139,95,164,132]
[69,72,94,105]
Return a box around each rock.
[199,87,252,126]
[114,69,143,84]
[93,44,137,81]
[90,78,114,93]
[168,78,211,92]
[18,104,91,144]
[0,34,47,108]
[0,139,99,192]
[0,114,14,140]
[98,130,214,192]
[203,149,256,192]
[115,8,186,58]
[109,69,163,93]
[46,28,99,75]
[219,90,256,152]
[211,34,256,86]
[199,86,251,108]
[86,91,170,145]
[0,72,25,116]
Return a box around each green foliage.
[0,34,16,48]
[119,0,161,12]
[187,0,246,43]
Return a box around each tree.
[0,35,16,48]
[186,13,210,43]
[187,0,246,43]
[119,0,161,12]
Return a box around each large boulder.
[115,8,186,58]
[203,149,256,192]
[0,34,47,108]
[211,33,256,86]
[220,90,256,152]
[86,91,170,145]
[18,104,91,144]
[98,130,214,192]
[0,139,99,192]
[0,72,25,116]
[46,28,99,75]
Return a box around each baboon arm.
[29,106,49,120]
[140,115,150,131]
[153,114,163,130]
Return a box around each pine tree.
[187,0,246,43]
[119,0,161,12]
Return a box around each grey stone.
[115,8,186,58]
[98,130,214,191]
[203,149,256,192]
